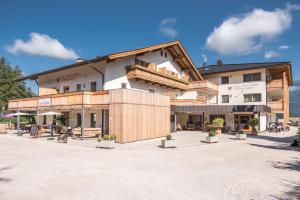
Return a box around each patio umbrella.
[7,112,32,134]
[38,111,62,139]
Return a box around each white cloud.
[201,54,208,63]
[289,86,300,91]
[5,32,79,60]
[159,18,178,38]
[264,50,280,59]
[205,4,298,55]
[278,45,290,49]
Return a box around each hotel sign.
[38,98,51,106]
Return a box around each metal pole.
[17,109,20,134]
[81,107,85,140]
[174,112,177,132]
[81,91,85,140]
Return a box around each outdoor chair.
[57,134,68,143]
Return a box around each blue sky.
[1,0,300,93]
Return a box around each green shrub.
[239,130,244,135]
[110,134,116,141]
[213,118,224,130]
[208,129,216,137]
[102,134,110,140]
[166,135,172,140]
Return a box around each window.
[121,83,127,89]
[244,93,262,102]
[221,76,229,84]
[222,95,229,103]
[91,113,96,128]
[76,113,81,127]
[149,89,154,93]
[63,86,69,93]
[91,81,97,92]
[164,52,167,58]
[76,84,81,92]
[43,115,46,125]
[160,50,163,57]
[243,73,261,82]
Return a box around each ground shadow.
[0,166,12,183]
[271,181,300,200]
[247,134,297,144]
[249,143,300,152]
[271,157,300,172]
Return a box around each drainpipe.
[87,62,105,136]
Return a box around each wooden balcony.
[126,64,189,90]
[267,100,283,111]
[189,80,219,94]
[267,79,283,91]
[8,90,110,111]
[170,99,206,106]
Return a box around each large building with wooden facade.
[8,41,293,143]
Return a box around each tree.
[0,57,34,111]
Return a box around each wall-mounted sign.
[38,98,51,106]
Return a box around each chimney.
[76,58,85,63]
[217,59,223,65]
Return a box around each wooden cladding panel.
[9,91,109,110]
[109,89,170,143]
[39,87,58,96]
[127,65,189,90]
[283,72,289,124]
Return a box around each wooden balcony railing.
[189,80,219,93]
[267,79,283,91]
[267,100,284,111]
[8,90,109,110]
[170,99,206,106]
[126,64,189,90]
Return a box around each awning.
[171,105,271,113]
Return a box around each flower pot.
[98,140,115,149]
[236,133,247,140]
[206,136,218,143]
[161,139,177,148]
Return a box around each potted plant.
[161,134,177,148]
[248,118,259,135]
[98,134,116,149]
[236,130,247,140]
[206,129,218,143]
[55,115,67,135]
[291,128,300,147]
[212,118,224,134]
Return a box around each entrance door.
[235,114,253,131]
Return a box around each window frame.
[221,76,229,84]
[76,84,81,92]
[243,72,261,82]
[243,93,262,102]
[221,95,229,103]
[90,81,97,92]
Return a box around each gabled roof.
[17,41,203,81]
[199,61,293,85]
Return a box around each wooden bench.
[73,128,101,138]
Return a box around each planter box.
[236,134,247,140]
[206,136,218,143]
[98,140,115,149]
[161,139,177,148]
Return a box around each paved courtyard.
[0,128,300,200]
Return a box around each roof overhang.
[171,105,271,113]
[16,41,203,82]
